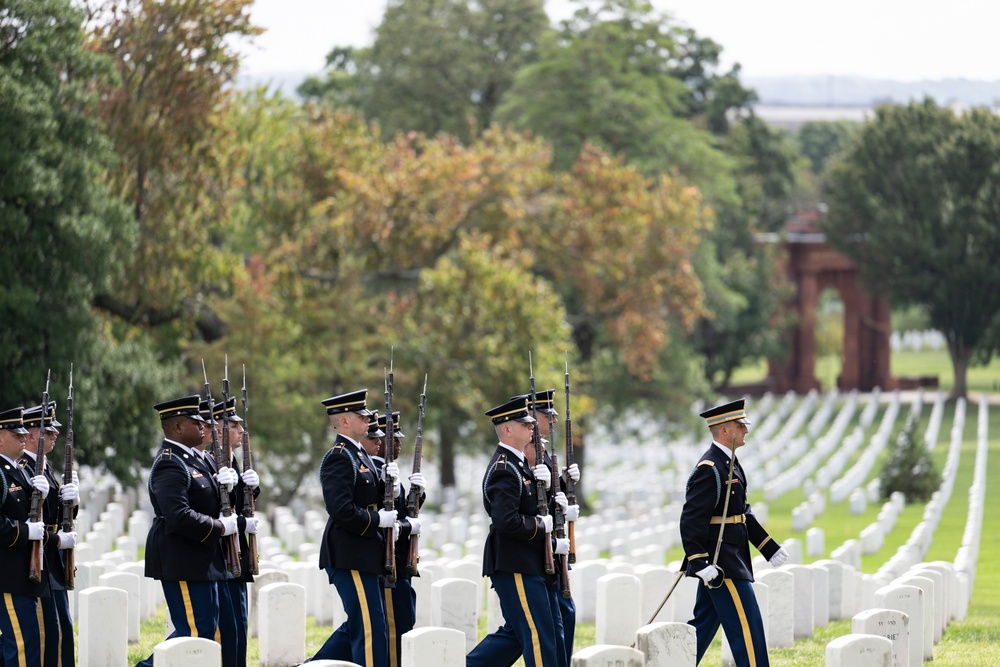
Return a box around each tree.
[0,0,176,482]
[822,99,1000,399]
[797,120,859,175]
[300,0,550,141]
[879,413,940,503]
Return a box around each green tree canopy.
[822,98,1000,398]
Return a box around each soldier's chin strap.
[707,427,739,589]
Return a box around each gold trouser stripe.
[215,625,221,643]
[4,593,27,667]
[36,602,45,667]
[723,579,757,667]
[179,581,198,637]
[384,588,397,667]
[513,573,543,667]
[351,570,374,667]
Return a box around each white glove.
[27,521,45,541]
[408,517,421,535]
[541,514,553,533]
[30,475,49,499]
[554,491,568,513]
[378,508,397,528]
[214,467,238,492]
[219,513,239,536]
[565,463,581,483]
[57,530,77,549]
[393,520,401,543]
[408,472,426,490]
[71,470,79,486]
[384,461,399,480]
[769,546,789,568]
[555,537,570,556]
[245,517,259,535]
[566,504,580,522]
[60,482,80,505]
[695,564,720,585]
[241,469,259,489]
[532,464,551,489]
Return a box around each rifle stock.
[61,366,76,589]
[405,374,427,576]
[528,353,555,576]
[241,365,259,576]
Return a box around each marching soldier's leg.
[324,569,388,667]
[491,572,557,667]
[689,581,722,663]
[38,594,59,667]
[711,580,768,667]
[51,590,73,667]
[465,620,522,667]
[217,579,239,667]
[558,593,576,665]
[0,593,43,667]
[160,580,220,641]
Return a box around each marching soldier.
[0,406,51,667]
[680,398,788,667]
[467,396,559,667]
[19,403,78,667]
[306,389,396,666]
[372,411,426,667]
[136,395,239,667]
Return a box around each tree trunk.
[439,418,458,488]
[948,342,971,402]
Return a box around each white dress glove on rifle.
[219,514,239,536]
[378,508,397,528]
[30,475,49,499]
[554,537,570,556]
[408,517,421,535]
[71,470,79,486]
[27,521,45,541]
[215,467,238,492]
[60,482,80,505]
[566,504,580,522]
[57,530,77,549]
[541,514,553,533]
[565,463,581,483]
[695,564,721,585]
[408,472,426,490]
[554,491,569,513]
[241,469,260,489]
[769,546,789,567]
[384,462,401,498]
[532,464,551,489]
[245,517,259,535]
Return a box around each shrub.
[878,413,942,503]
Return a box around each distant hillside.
[745,76,1000,107]
[234,71,311,98]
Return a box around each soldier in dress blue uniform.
[136,395,240,667]
[204,397,261,667]
[372,411,426,667]
[680,398,789,667]
[19,403,79,667]
[0,406,57,667]
[305,389,397,666]
[467,396,560,667]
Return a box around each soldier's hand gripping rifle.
[241,365,259,576]
[383,355,397,586]
[203,360,241,578]
[61,365,76,589]
[564,360,577,564]
[28,370,51,583]
[548,408,571,598]
[405,373,427,576]
[529,353,555,576]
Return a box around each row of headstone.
[890,329,944,353]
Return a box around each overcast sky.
[238,0,1000,82]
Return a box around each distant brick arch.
[762,210,895,393]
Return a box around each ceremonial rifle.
[203,360,241,578]
[61,365,76,589]
[241,365,259,575]
[28,371,51,583]
[548,408,571,598]
[528,352,555,575]
[405,373,427,576]
[563,360,577,563]
[382,352,397,585]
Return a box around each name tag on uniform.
[9,484,22,492]
[523,479,532,486]
[359,465,371,474]
[192,471,203,478]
